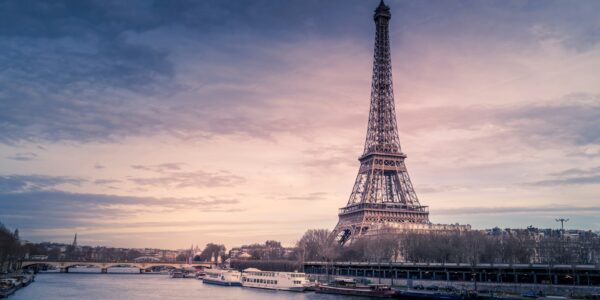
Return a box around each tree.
[0,221,24,272]
[297,229,335,261]
[338,238,368,261]
[198,243,226,261]
[265,240,281,248]
[366,233,399,262]
[126,249,142,261]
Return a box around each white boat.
[202,269,242,286]
[169,270,183,278]
[169,269,196,279]
[241,268,310,292]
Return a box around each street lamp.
[555,218,569,232]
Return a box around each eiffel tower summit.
[332,0,469,245]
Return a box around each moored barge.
[316,279,395,298]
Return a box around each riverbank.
[0,272,35,298]
[309,274,600,298]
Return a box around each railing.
[304,261,600,270]
[22,258,210,264]
[339,203,429,215]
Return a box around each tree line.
[0,221,24,272]
[296,228,600,265]
[5,222,600,270]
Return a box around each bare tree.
[296,229,335,262]
[0,222,24,272]
[198,243,226,261]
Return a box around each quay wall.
[308,274,600,297]
[304,261,600,296]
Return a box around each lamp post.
[555,218,569,232]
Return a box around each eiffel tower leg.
[331,222,354,246]
[350,226,362,244]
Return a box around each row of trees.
[183,240,298,262]
[0,221,24,272]
[296,229,399,263]
[296,228,600,264]
[178,243,227,262]
[242,240,292,260]
[194,243,226,261]
[398,231,534,264]
[26,241,182,262]
[7,224,599,269]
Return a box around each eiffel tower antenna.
[331,1,430,245]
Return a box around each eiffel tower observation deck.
[332,1,469,245]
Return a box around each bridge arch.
[22,261,60,269]
[142,264,177,269]
[103,263,144,269]
[189,264,210,269]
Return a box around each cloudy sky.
[1,0,600,249]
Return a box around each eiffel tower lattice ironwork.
[332,0,430,245]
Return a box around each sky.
[1,0,600,249]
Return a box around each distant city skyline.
[1,0,600,249]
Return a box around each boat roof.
[369,284,391,287]
[333,277,355,282]
[243,268,262,272]
[205,269,224,273]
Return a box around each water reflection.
[13,270,371,300]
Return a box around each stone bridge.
[22,260,212,273]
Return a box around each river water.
[12,268,369,300]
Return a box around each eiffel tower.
[332,0,430,245]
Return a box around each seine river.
[13,268,368,300]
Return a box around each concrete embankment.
[308,275,600,297]
[0,272,35,298]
